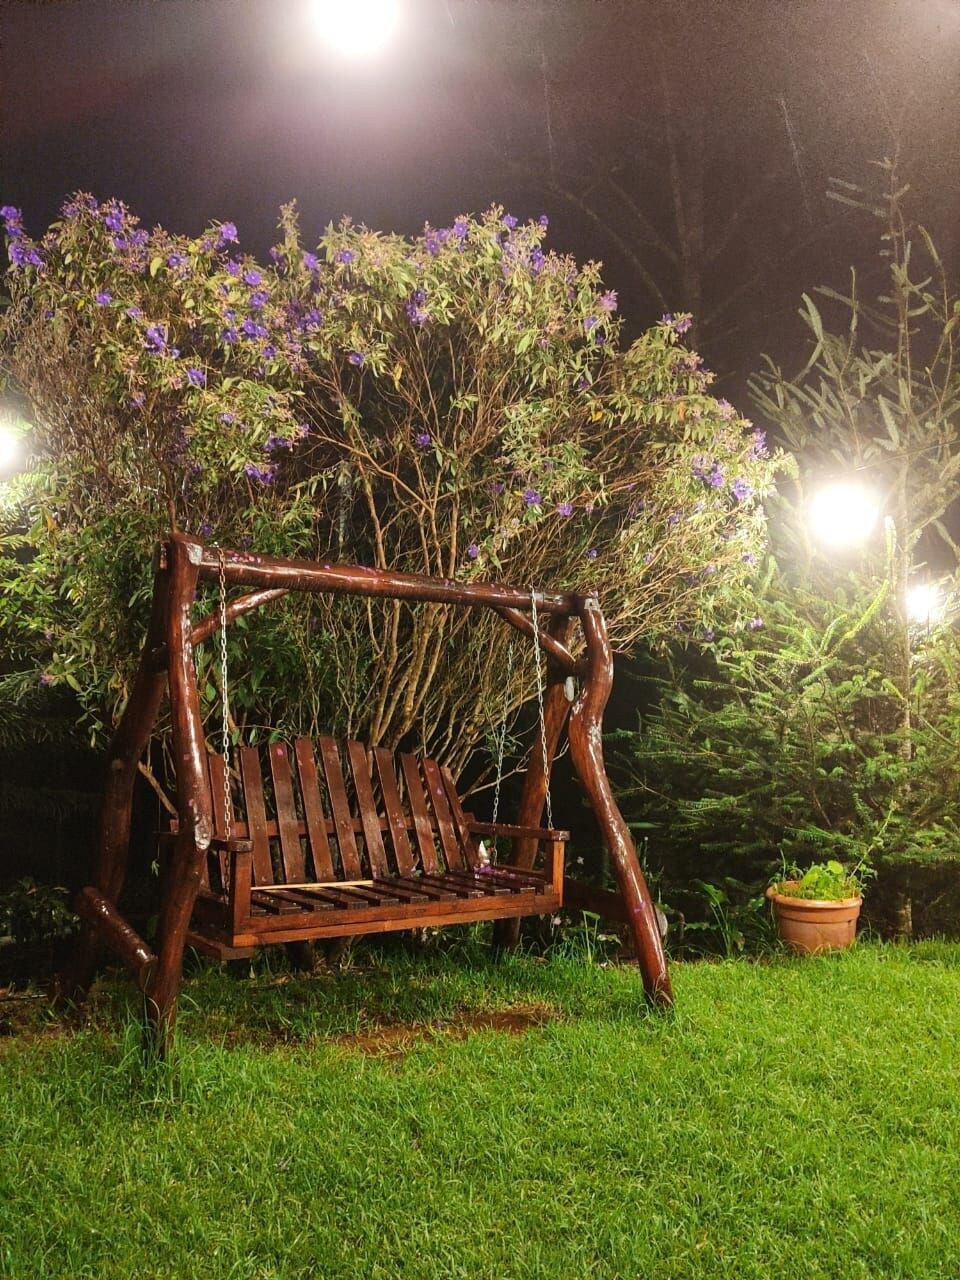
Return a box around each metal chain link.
[217,549,232,843]
[530,590,553,831]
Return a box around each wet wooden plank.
[373,747,416,877]
[440,765,485,870]
[346,740,390,879]
[400,753,440,875]
[294,738,335,881]
[269,742,305,884]
[239,745,275,885]
[318,737,362,879]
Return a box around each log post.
[492,615,574,951]
[56,558,170,1006]
[566,598,672,1006]
[143,533,212,1054]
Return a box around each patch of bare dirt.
[332,1003,559,1059]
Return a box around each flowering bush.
[1,196,780,771]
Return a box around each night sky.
[3,0,959,393]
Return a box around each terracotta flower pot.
[766,883,862,954]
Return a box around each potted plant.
[766,860,867,954]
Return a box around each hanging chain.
[217,548,232,843]
[530,590,553,831]
[491,639,515,832]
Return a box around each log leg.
[144,833,206,1054]
[568,600,672,1006]
[492,616,573,952]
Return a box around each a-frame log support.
[60,535,673,1056]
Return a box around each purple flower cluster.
[599,290,618,313]
[731,477,753,502]
[186,367,206,387]
[95,291,112,305]
[335,249,355,265]
[556,501,574,517]
[747,617,764,631]
[241,317,268,340]
[244,462,277,484]
[303,252,319,272]
[405,288,429,325]
[661,312,693,335]
[243,269,261,287]
[716,398,736,420]
[467,543,479,560]
[747,429,768,460]
[523,488,542,507]
[218,222,238,245]
[2,206,43,269]
[415,431,431,448]
[143,324,168,353]
[348,351,365,366]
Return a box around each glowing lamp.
[807,482,879,549]
[311,0,401,58]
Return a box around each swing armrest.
[468,821,569,842]
[210,836,254,854]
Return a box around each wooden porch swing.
[60,532,672,1051]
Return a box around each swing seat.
[177,735,567,958]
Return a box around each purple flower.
[716,398,736,420]
[405,301,429,325]
[243,269,261,286]
[94,291,112,305]
[263,344,277,359]
[731,477,754,502]
[143,324,167,353]
[241,317,268,339]
[503,213,518,229]
[218,222,238,244]
[335,249,355,265]
[415,431,431,447]
[583,316,599,333]
[348,351,365,366]
[244,462,277,484]
[702,629,715,642]
[125,305,142,319]
[467,543,479,560]
[643,552,654,564]
[303,252,319,272]
[529,247,545,275]
[707,463,725,489]
[8,241,43,269]
[491,481,505,496]
[586,547,598,560]
[538,214,549,228]
[222,326,239,344]
[425,235,441,256]
[661,312,693,335]
[226,259,241,277]
[599,290,618,313]
[523,488,542,507]
[130,392,145,408]
[747,430,768,460]
[452,216,469,239]
[166,252,186,269]
[186,367,206,387]
[668,513,680,526]
[1,204,23,226]
[103,206,124,233]
[742,552,757,565]
[747,617,764,631]
[556,502,574,517]
[219,412,236,424]
[249,289,270,309]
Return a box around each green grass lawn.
[4,939,960,1279]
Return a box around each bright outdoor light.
[0,421,20,471]
[906,582,946,627]
[311,0,401,58]
[807,482,880,549]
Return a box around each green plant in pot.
[766,859,868,954]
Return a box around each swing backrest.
[201,734,482,892]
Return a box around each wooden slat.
[294,738,335,881]
[441,870,512,897]
[440,765,485,870]
[269,742,305,883]
[421,757,466,871]
[416,872,485,899]
[400,753,440,875]
[374,748,416,876]
[318,736,362,879]
[250,888,300,914]
[240,746,275,885]
[346,741,390,878]
[389,874,458,902]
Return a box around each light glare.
[808,482,879,549]
[311,0,401,58]
[906,582,945,627]
[0,424,19,471]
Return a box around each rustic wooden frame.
[59,532,672,1052]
